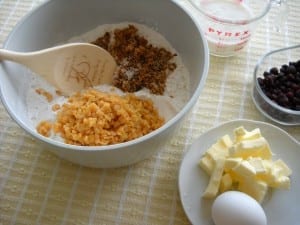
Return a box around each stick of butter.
[202,158,225,198]
[230,137,273,159]
[198,126,292,202]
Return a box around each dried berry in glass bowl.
[258,61,300,110]
[252,45,300,126]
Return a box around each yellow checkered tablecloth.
[0,1,299,225]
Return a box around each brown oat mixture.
[91,25,177,95]
[37,89,164,146]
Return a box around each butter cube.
[202,158,225,198]
[231,137,272,159]
[270,176,291,189]
[238,179,268,203]
[199,155,214,175]
[226,170,243,184]
[235,127,262,142]
[256,159,289,185]
[218,134,233,148]
[256,160,275,184]
[273,159,292,176]
[224,157,242,171]
[248,157,267,174]
[261,159,273,170]
[232,160,256,177]
[242,128,262,140]
[228,146,236,156]
[234,126,247,138]
[206,146,228,162]
[219,173,233,193]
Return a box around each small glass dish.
[252,44,300,126]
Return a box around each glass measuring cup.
[187,0,288,57]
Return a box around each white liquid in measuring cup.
[203,0,252,20]
[202,0,254,56]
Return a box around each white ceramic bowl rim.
[0,0,209,152]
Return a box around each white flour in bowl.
[26,22,190,140]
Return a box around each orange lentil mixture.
[37,89,164,146]
[36,121,52,137]
[92,25,177,95]
[51,104,61,111]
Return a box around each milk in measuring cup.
[202,0,254,56]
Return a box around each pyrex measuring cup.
[186,0,288,57]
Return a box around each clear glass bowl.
[252,44,300,126]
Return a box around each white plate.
[178,119,300,225]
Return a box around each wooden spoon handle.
[0,49,30,65]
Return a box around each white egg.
[212,191,267,225]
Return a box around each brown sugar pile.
[91,25,177,95]
[37,89,164,146]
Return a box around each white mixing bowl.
[0,0,209,168]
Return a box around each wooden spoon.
[0,43,117,95]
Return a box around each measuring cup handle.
[271,0,289,32]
